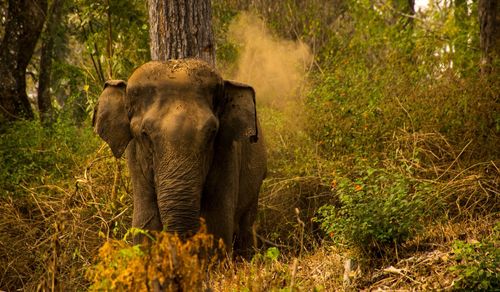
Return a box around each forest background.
[0,0,498,290]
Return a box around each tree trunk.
[147,0,216,66]
[390,0,415,26]
[0,2,7,41]
[0,0,47,121]
[105,0,114,79]
[479,0,500,75]
[37,0,64,123]
[405,0,415,28]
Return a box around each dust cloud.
[226,12,313,108]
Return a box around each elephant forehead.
[129,59,221,87]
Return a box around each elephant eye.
[141,124,151,138]
[207,128,217,143]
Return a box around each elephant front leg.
[234,202,258,259]
[127,142,163,245]
[201,144,240,254]
[201,182,237,254]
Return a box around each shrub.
[315,165,432,254]
[86,226,224,291]
[0,119,98,196]
[450,224,500,291]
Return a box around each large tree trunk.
[37,0,64,123]
[0,0,47,121]
[147,0,216,66]
[479,0,500,75]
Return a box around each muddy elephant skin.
[93,59,267,256]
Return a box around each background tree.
[478,0,500,75]
[147,0,216,65]
[37,0,65,122]
[0,2,7,39]
[0,0,47,121]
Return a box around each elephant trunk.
[156,180,201,235]
[154,154,203,237]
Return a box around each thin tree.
[37,0,65,123]
[147,0,216,66]
[0,0,48,121]
[478,0,500,75]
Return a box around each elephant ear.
[93,80,132,158]
[219,80,259,143]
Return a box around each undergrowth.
[314,165,432,255]
[87,225,224,291]
[0,119,98,196]
[450,223,500,291]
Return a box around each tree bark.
[147,0,216,66]
[405,0,415,27]
[37,0,64,122]
[105,0,113,79]
[479,0,500,75]
[0,0,47,121]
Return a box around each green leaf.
[265,247,280,261]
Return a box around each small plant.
[86,225,224,291]
[450,224,500,291]
[315,166,429,254]
[265,247,281,261]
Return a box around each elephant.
[93,59,267,256]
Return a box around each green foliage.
[0,119,99,196]
[212,0,240,70]
[251,247,282,264]
[306,0,498,160]
[265,247,280,261]
[68,0,149,78]
[259,107,327,178]
[450,225,500,290]
[65,0,149,111]
[315,165,432,254]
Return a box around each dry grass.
[388,129,500,219]
[0,146,132,290]
[211,246,345,291]
[364,216,498,291]
[258,176,331,252]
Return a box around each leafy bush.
[315,165,432,254]
[0,119,99,196]
[450,224,500,291]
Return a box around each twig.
[29,192,47,220]
[436,139,473,182]
[255,233,289,249]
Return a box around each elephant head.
[93,59,259,238]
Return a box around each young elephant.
[93,59,267,256]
